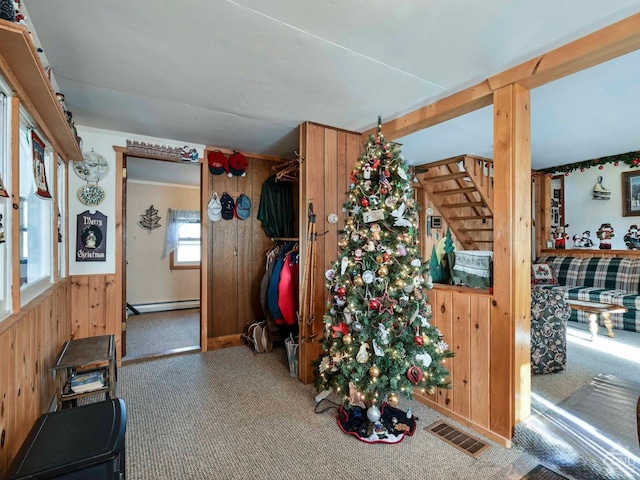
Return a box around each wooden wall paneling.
[13,310,37,459]
[491,83,531,438]
[434,290,453,409]
[200,163,208,350]
[299,123,325,383]
[70,275,90,339]
[451,294,471,419]
[0,329,15,474]
[88,275,107,337]
[209,174,239,337]
[470,295,491,429]
[236,176,252,334]
[206,163,215,335]
[104,275,118,359]
[534,174,552,258]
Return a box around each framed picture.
[622,170,640,216]
[553,189,561,199]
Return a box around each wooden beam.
[489,13,640,91]
[491,83,531,438]
[362,81,493,141]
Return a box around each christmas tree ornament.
[377,324,390,344]
[354,276,364,286]
[407,365,424,385]
[388,393,400,407]
[356,343,370,363]
[369,298,381,310]
[342,334,353,345]
[372,339,385,356]
[353,321,363,332]
[348,382,366,409]
[395,278,406,289]
[336,286,347,298]
[369,365,381,378]
[343,308,352,323]
[325,269,336,281]
[415,334,424,346]
[415,352,433,367]
[341,256,349,275]
[367,404,381,422]
[362,270,375,284]
[378,265,388,277]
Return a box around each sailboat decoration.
[592,176,611,200]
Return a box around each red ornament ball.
[361,198,370,207]
[634,159,640,165]
[614,162,619,166]
[599,165,604,170]
[369,298,381,310]
[415,335,424,346]
[407,365,424,385]
[380,187,388,195]
[580,168,585,172]
[382,253,390,262]
[336,286,347,298]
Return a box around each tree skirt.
[337,402,417,444]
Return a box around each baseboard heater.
[129,300,200,314]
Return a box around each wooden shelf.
[0,19,83,161]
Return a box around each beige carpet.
[118,346,539,480]
[124,309,200,359]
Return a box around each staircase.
[415,154,494,251]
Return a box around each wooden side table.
[52,335,117,410]
[566,300,628,341]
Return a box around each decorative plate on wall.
[78,184,105,206]
[74,149,109,182]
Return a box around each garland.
[538,150,640,175]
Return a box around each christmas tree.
[316,119,453,427]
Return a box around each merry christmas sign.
[76,210,107,262]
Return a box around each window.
[19,119,53,304]
[164,209,200,270]
[0,86,11,321]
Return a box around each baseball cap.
[207,192,222,221]
[208,150,228,175]
[220,192,235,220]
[234,194,252,220]
[228,151,248,177]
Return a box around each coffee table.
[566,299,628,341]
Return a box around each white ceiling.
[23,0,640,171]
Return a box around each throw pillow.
[531,263,558,285]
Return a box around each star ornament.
[377,291,398,315]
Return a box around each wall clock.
[78,184,105,206]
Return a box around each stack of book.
[69,370,105,394]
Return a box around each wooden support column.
[534,173,553,258]
[491,83,531,438]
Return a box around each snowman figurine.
[596,223,615,250]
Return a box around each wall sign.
[32,131,52,199]
[76,210,107,262]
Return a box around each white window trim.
[0,76,12,322]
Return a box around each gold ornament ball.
[395,278,405,288]
[376,255,383,263]
[354,276,364,286]
[369,365,381,378]
[378,265,388,277]
[372,232,381,241]
[343,334,352,345]
[388,393,400,407]
[346,217,354,226]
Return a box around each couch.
[531,287,571,374]
[535,255,640,333]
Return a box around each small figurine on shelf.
[553,224,570,250]
[572,234,583,249]
[596,223,615,250]
[581,231,595,248]
[624,225,640,250]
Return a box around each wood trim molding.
[362,80,493,141]
[10,96,20,313]
[204,146,286,163]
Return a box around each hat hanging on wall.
[228,151,248,177]
[593,176,611,200]
[234,194,252,220]
[220,192,235,220]
[208,150,228,175]
[207,192,222,222]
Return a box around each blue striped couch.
[536,255,640,333]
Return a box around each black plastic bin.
[3,399,126,480]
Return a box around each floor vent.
[425,420,491,458]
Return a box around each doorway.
[121,154,203,362]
